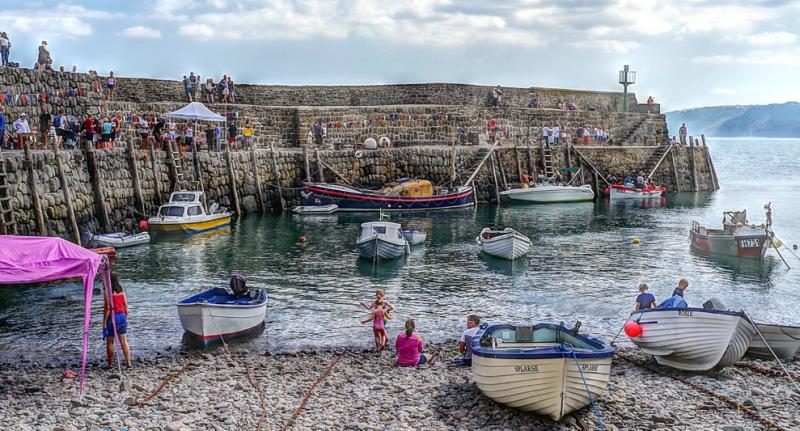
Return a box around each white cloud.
[692,50,800,66]
[746,31,797,45]
[0,4,121,38]
[120,26,162,39]
[711,87,735,96]
[178,23,215,40]
[571,39,641,54]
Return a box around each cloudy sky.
[2,0,799,111]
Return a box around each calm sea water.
[1,138,799,364]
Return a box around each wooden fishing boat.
[471,322,614,421]
[91,232,150,248]
[148,191,231,234]
[746,323,800,360]
[476,228,531,260]
[302,179,474,212]
[627,306,755,372]
[401,228,427,246]
[500,180,594,203]
[177,277,267,345]
[356,221,409,260]
[608,184,666,199]
[292,204,338,214]
[690,209,772,259]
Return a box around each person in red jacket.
[103,273,132,368]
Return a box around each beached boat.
[627,306,756,372]
[177,277,267,345]
[476,228,531,260]
[402,228,427,246]
[356,221,409,260]
[608,184,666,199]
[90,232,150,248]
[292,204,338,214]
[747,323,800,360]
[148,190,231,234]
[500,181,594,203]
[302,179,474,212]
[690,209,772,259]
[471,322,614,421]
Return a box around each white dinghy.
[627,300,756,372]
[292,204,338,214]
[747,323,800,360]
[471,322,614,421]
[476,228,531,260]
[91,232,151,248]
[401,228,427,246]
[356,221,409,260]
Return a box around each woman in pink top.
[361,300,389,351]
[395,319,428,367]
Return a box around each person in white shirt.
[552,126,560,145]
[541,126,549,146]
[458,314,481,366]
[12,113,31,149]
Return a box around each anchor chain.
[735,362,800,383]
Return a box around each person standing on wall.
[0,107,6,149]
[0,32,10,66]
[106,71,116,101]
[38,107,51,149]
[37,40,51,70]
[679,123,688,146]
[227,118,237,151]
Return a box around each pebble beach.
[0,343,798,431]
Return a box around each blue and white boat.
[470,322,614,421]
[90,231,150,248]
[176,277,267,345]
[356,221,409,260]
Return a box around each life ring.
[363,137,378,150]
[378,136,391,147]
[355,150,364,159]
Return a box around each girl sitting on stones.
[361,300,390,352]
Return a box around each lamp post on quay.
[619,65,636,113]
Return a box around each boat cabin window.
[171,193,198,203]
[187,206,203,216]
[159,206,184,217]
[372,226,386,234]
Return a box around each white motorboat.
[471,322,614,421]
[627,305,755,372]
[402,228,427,246]
[91,232,150,248]
[176,276,267,345]
[292,204,338,214]
[500,181,594,203]
[148,190,231,234]
[476,228,531,260]
[747,323,800,360]
[356,221,409,260]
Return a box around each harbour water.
[1,138,798,364]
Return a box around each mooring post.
[701,134,719,190]
[249,146,265,212]
[224,142,241,216]
[191,142,207,208]
[303,146,311,182]
[148,145,162,206]
[565,145,573,183]
[23,143,47,236]
[526,138,534,174]
[449,138,458,187]
[315,149,324,182]
[489,152,501,204]
[594,171,600,197]
[513,140,523,182]
[165,142,178,193]
[126,141,145,215]
[670,147,682,192]
[689,135,699,191]
[84,144,111,231]
[53,148,81,245]
[270,143,285,210]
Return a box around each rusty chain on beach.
[137,362,192,407]
[283,355,343,431]
[615,351,789,431]
[735,362,800,383]
[245,359,269,431]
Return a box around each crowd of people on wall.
[539,125,608,146]
[181,72,237,104]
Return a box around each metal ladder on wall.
[0,154,18,235]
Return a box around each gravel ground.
[0,343,797,431]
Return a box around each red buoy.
[624,321,643,337]
[299,235,307,243]
[138,220,149,230]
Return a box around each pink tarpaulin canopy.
[0,235,111,394]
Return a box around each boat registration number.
[514,365,539,373]
[739,239,760,248]
[678,310,694,317]
[581,364,598,372]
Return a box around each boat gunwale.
[177,288,268,309]
[470,323,614,360]
[304,183,474,203]
[629,307,749,320]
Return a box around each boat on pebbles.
[470,322,614,421]
[627,301,756,372]
[476,228,531,260]
[747,323,800,360]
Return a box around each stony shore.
[0,342,797,431]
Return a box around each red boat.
[690,206,773,259]
[607,184,666,200]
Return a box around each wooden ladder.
[541,144,557,180]
[0,155,18,235]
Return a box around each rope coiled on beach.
[615,351,790,431]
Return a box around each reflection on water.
[1,138,799,363]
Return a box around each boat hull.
[609,186,664,200]
[472,354,612,421]
[478,233,531,260]
[92,232,150,248]
[302,183,475,212]
[148,213,232,234]
[177,300,267,345]
[747,323,800,360]
[628,308,755,372]
[501,185,594,203]
[292,204,338,214]
[402,230,427,246]
[356,237,407,260]
[690,229,770,259]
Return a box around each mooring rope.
[282,354,343,430]
[616,350,789,431]
[137,362,192,407]
[560,344,605,431]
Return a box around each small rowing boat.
[471,322,614,421]
[747,323,800,360]
[292,204,338,214]
[608,184,666,200]
[176,275,267,345]
[91,231,150,248]
[401,228,427,246]
[476,228,531,260]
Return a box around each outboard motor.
[702,297,727,311]
[230,274,248,297]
